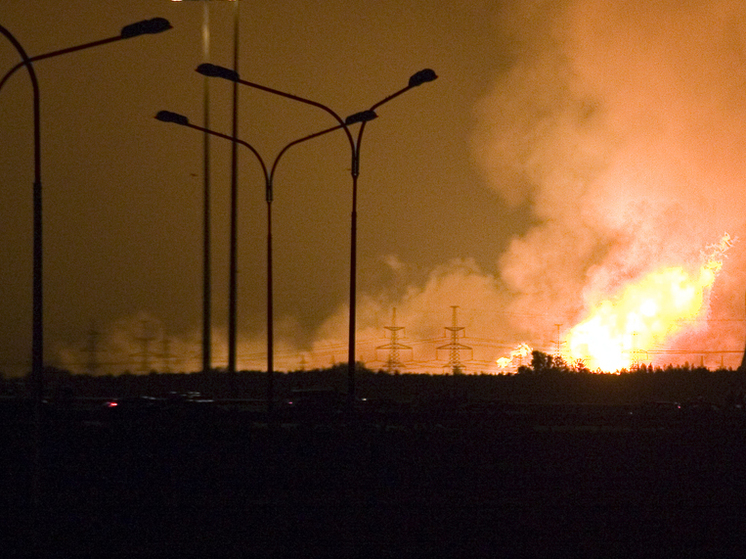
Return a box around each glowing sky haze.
[2,1,745,375]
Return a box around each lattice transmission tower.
[82,323,101,376]
[160,331,174,373]
[376,308,412,372]
[132,320,158,373]
[437,306,472,374]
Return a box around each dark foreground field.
[3,401,746,557]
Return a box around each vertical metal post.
[32,75,42,416]
[347,167,358,408]
[31,79,43,515]
[267,186,274,416]
[201,1,212,376]
[227,1,240,384]
[0,19,44,532]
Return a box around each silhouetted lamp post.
[0,16,171,510]
[155,109,376,414]
[0,17,171,403]
[195,63,437,406]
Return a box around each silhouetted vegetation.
[4,351,746,407]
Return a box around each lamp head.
[121,18,172,39]
[196,63,239,82]
[155,110,190,126]
[408,69,437,87]
[345,110,378,125]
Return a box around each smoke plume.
[471,0,746,364]
[57,1,746,374]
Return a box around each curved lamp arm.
[0,24,42,400]
[156,109,376,201]
[354,68,438,162]
[156,110,270,188]
[0,18,172,92]
[196,62,360,169]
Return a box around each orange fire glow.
[496,342,532,371]
[565,234,733,372]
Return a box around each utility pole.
[133,320,157,373]
[437,306,471,374]
[554,324,562,359]
[376,308,411,372]
[161,332,173,374]
[82,323,101,376]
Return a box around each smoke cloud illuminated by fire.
[56,1,746,375]
[471,0,746,370]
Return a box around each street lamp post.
[155,109,376,415]
[195,63,437,406]
[0,17,172,406]
[0,15,171,512]
[226,0,241,383]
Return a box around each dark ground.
[2,399,746,557]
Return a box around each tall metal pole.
[0,25,42,509]
[227,0,240,382]
[348,168,359,403]
[0,18,171,393]
[1,15,171,524]
[201,2,212,376]
[266,178,274,413]
[156,111,355,415]
[172,0,243,381]
[194,64,436,406]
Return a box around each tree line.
[2,351,746,406]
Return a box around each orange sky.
[2,1,745,375]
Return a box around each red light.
[107,401,118,408]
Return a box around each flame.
[565,234,732,372]
[497,342,533,370]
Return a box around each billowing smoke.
[308,257,517,371]
[471,0,746,364]
[56,312,202,375]
[58,258,519,374]
[57,1,746,375]
[298,0,746,371]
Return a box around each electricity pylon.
[376,308,411,372]
[437,306,471,374]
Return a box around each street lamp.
[155,109,376,415]
[0,17,172,403]
[195,63,437,406]
[0,18,172,89]
[0,15,171,510]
